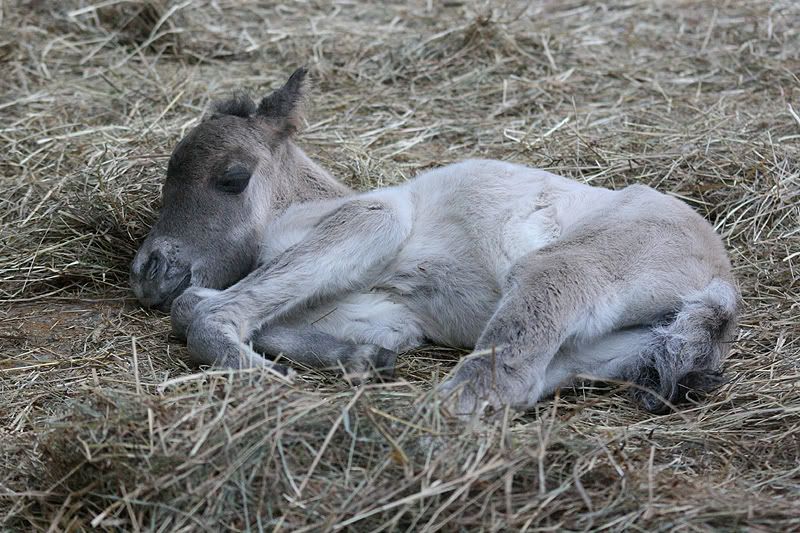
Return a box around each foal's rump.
[522,185,738,411]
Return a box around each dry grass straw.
[1,0,799,530]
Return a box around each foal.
[131,68,738,415]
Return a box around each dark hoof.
[372,347,398,379]
[170,287,211,341]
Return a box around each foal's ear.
[257,67,308,136]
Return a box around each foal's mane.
[211,91,256,118]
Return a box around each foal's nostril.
[144,251,166,281]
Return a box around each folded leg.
[171,285,416,378]
[437,226,698,416]
[251,325,396,381]
[184,196,413,368]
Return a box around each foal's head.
[130,68,310,310]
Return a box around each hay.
[1,0,799,529]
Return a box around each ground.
[1,0,799,530]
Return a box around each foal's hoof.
[261,361,296,380]
[170,287,219,341]
[372,347,398,378]
[343,345,398,385]
[186,317,293,382]
[436,380,489,419]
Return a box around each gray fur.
[251,326,397,382]
[131,71,739,415]
[627,279,737,412]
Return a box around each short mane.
[212,91,256,118]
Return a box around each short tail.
[629,278,739,413]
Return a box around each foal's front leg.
[185,197,413,369]
[172,287,398,378]
[251,326,397,382]
[171,286,293,373]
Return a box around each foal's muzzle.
[130,242,192,311]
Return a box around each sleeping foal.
[130,68,738,415]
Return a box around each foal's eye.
[215,166,251,194]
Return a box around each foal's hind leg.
[438,250,636,416]
[439,219,734,417]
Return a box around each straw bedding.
[1,0,798,530]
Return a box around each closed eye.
[216,165,251,194]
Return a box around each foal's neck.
[278,142,353,207]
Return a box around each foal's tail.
[630,278,739,413]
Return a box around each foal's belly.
[291,282,499,352]
[375,256,502,348]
